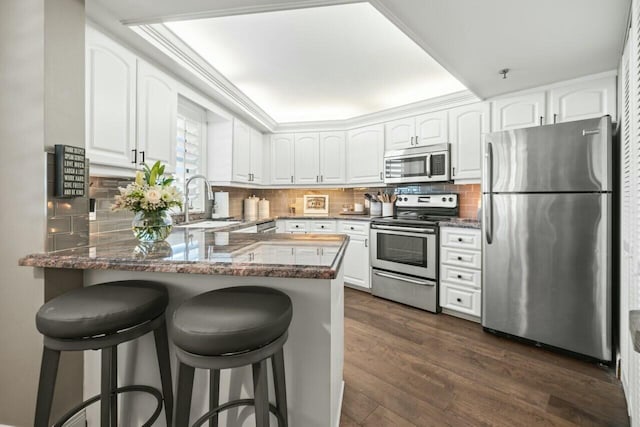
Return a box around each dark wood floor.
[340,288,629,427]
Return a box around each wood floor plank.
[361,406,417,427]
[341,384,378,423]
[340,411,362,427]
[340,288,629,427]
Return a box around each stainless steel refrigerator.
[482,116,612,362]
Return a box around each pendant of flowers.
[112,161,183,242]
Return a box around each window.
[176,97,206,212]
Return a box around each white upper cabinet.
[347,124,384,184]
[271,134,295,185]
[415,110,448,146]
[85,26,137,169]
[250,128,264,184]
[547,76,616,124]
[294,133,321,185]
[137,60,178,171]
[491,92,546,131]
[449,102,490,182]
[319,131,346,184]
[385,111,448,151]
[232,119,252,182]
[233,120,263,184]
[385,117,415,150]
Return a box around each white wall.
[0,0,85,424]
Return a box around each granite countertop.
[631,310,640,353]
[440,218,482,229]
[19,231,349,280]
[275,214,373,222]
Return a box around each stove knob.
[449,197,453,202]
[404,197,408,201]
[442,197,446,202]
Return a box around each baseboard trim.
[334,380,345,427]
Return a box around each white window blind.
[176,97,206,212]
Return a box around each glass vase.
[132,210,173,243]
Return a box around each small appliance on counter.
[258,198,270,220]
[244,195,259,221]
[211,192,230,219]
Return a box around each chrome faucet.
[184,174,214,223]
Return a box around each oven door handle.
[371,224,435,234]
[373,271,436,286]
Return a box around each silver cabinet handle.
[321,175,323,182]
[539,116,544,126]
[291,175,294,183]
[452,167,456,177]
[316,175,319,182]
[414,135,419,145]
[379,171,383,180]
[365,238,368,247]
[553,113,558,124]
[410,136,414,145]
[374,271,435,286]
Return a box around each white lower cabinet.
[275,219,371,289]
[439,226,482,321]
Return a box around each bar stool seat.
[34,280,173,427]
[172,286,292,427]
[36,281,168,339]
[172,286,292,356]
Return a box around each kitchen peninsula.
[20,230,347,427]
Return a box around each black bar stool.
[34,280,174,427]
[171,286,292,427]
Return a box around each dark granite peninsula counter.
[20,230,346,427]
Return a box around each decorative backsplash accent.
[46,153,89,251]
[88,176,135,236]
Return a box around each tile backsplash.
[88,177,481,237]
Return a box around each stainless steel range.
[370,194,458,313]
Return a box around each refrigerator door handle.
[485,142,494,244]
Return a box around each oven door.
[370,224,437,279]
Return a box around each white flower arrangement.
[112,161,183,214]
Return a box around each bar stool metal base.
[35,314,173,427]
[174,332,289,427]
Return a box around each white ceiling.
[89,0,631,124]
[164,3,466,122]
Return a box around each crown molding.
[132,24,279,131]
[273,90,479,133]
[121,0,361,25]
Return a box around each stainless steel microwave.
[383,143,450,184]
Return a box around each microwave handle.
[426,153,432,178]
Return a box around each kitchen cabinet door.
[271,134,295,185]
[294,133,320,185]
[137,60,177,171]
[384,117,415,150]
[547,76,616,124]
[85,27,137,168]
[449,102,490,181]
[343,234,370,289]
[415,110,448,146]
[491,92,546,131]
[346,124,384,184]
[319,131,346,184]
[250,128,264,184]
[232,119,251,182]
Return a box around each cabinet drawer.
[441,247,481,269]
[440,284,481,317]
[285,221,308,232]
[339,221,368,236]
[310,220,337,233]
[441,227,481,250]
[440,264,481,289]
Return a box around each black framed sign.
[55,144,86,197]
